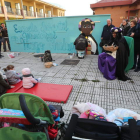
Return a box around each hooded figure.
[22,68,38,89]
[75,18,98,55]
[98,27,130,81]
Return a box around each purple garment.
[98,52,116,80]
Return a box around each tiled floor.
[0,52,140,123]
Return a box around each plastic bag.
[7,53,15,58]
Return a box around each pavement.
[0,52,140,123]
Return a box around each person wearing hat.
[98,27,130,81]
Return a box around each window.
[39,9,44,17]
[5,1,11,13]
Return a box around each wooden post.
[20,0,25,19]
[1,0,8,20]
[43,5,45,17]
[33,2,36,17]
[51,7,53,17]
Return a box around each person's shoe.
[134,68,140,72]
[37,78,41,82]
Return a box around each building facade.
[90,0,140,27]
[0,0,65,23]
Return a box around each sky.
[46,0,100,16]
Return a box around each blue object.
[114,119,124,126]
[77,50,85,58]
[123,117,134,122]
[0,108,24,116]
[6,15,110,54]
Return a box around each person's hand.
[130,33,135,37]
[101,37,103,40]
[10,86,15,88]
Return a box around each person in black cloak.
[74,18,98,55]
[98,27,131,81]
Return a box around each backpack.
[75,36,88,51]
[42,50,53,62]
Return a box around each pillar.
[1,0,8,20]
[51,7,53,17]
[20,0,25,19]
[43,5,45,17]
[33,2,36,17]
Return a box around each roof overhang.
[90,0,133,9]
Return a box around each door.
[23,5,27,16]
[29,6,34,16]
[15,3,20,15]
[39,9,43,17]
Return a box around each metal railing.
[6,8,21,15]
[37,12,44,17]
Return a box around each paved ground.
[0,52,140,123]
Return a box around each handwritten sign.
[6,15,110,54]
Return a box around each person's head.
[122,19,127,26]
[1,23,5,27]
[3,65,14,72]
[22,68,31,75]
[130,20,137,28]
[79,18,95,36]
[111,27,122,39]
[112,32,117,38]
[134,16,139,22]
[107,19,111,26]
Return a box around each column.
[20,0,25,19]
[51,7,53,17]
[33,2,36,17]
[43,5,45,17]
[1,0,8,20]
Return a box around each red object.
[6,81,23,93]
[0,117,31,125]
[16,83,73,103]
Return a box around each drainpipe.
[128,10,130,20]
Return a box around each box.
[87,51,91,55]
[87,47,92,51]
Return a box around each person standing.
[100,19,115,51]
[120,19,130,36]
[127,19,140,72]
[1,23,11,52]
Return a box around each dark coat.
[108,36,130,81]
[101,24,115,40]
[120,23,130,36]
[1,28,8,37]
[127,24,140,51]
[0,74,10,95]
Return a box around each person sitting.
[0,74,14,96]
[22,68,41,89]
[3,65,22,85]
[120,19,130,36]
[98,27,130,81]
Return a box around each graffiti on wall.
[11,20,74,53]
